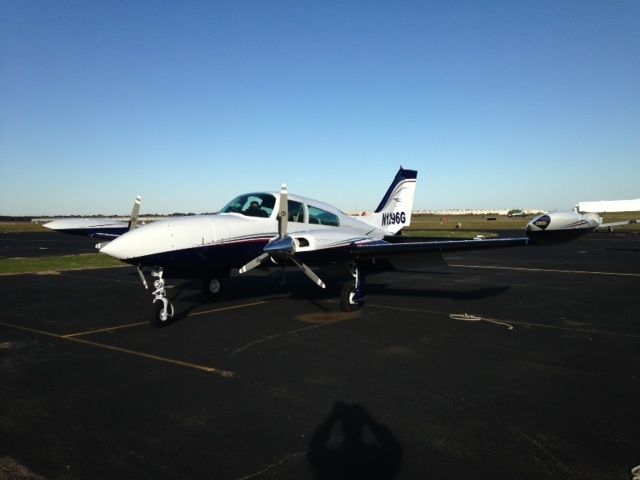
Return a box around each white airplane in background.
[526,210,639,241]
[43,196,143,239]
[47,167,630,326]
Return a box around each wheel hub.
[208,279,221,294]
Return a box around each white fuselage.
[99,193,388,268]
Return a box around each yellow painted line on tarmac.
[0,320,235,377]
[449,264,640,278]
[61,298,282,338]
[64,336,236,376]
[0,320,62,340]
[187,298,282,317]
[63,321,148,338]
[0,298,282,376]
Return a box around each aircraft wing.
[339,236,530,273]
[596,219,639,231]
[290,230,531,263]
[285,231,531,274]
[351,237,531,258]
[42,196,142,239]
[42,218,130,238]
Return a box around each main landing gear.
[200,270,228,300]
[340,263,366,312]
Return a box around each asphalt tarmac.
[0,232,97,258]
[1,232,639,479]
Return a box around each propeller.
[128,195,142,230]
[239,184,325,288]
[129,196,146,289]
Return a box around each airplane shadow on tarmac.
[307,402,403,480]
[153,270,510,325]
[366,284,510,300]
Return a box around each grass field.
[0,222,49,233]
[0,254,125,276]
[402,229,498,238]
[406,214,527,232]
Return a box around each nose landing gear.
[150,269,174,327]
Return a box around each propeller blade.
[289,255,326,289]
[137,266,148,290]
[239,252,270,274]
[278,184,288,238]
[128,195,142,230]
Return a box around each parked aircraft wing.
[42,218,130,238]
[43,196,142,239]
[596,219,639,230]
[351,237,531,258]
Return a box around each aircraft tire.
[201,277,222,300]
[340,283,363,312]
[150,299,174,327]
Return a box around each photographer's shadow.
[307,402,403,480]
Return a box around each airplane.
[526,210,639,243]
[52,167,624,327]
[42,196,143,239]
[91,167,533,326]
[506,209,526,217]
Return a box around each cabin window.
[308,206,339,226]
[288,200,305,223]
[532,214,550,229]
[220,193,275,218]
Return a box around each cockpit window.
[220,193,275,218]
[308,206,339,227]
[288,200,305,223]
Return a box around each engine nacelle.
[525,211,601,244]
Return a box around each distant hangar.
[576,199,640,213]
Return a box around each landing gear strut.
[150,268,174,327]
[340,263,365,312]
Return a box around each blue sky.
[1,0,638,215]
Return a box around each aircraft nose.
[100,233,135,260]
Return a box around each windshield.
[220,193,276,218]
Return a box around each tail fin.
[360,167,418,234]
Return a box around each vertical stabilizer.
[360,167,418,234]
